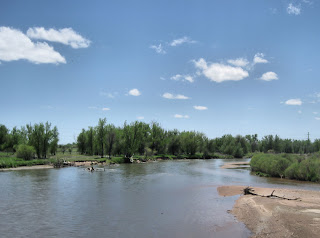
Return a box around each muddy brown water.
[1,159,320,238]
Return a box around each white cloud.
[259,72,278,81]
[302,0,313,5]
[170,74,194,83]
[313,112,318,115]
[227,58,249,67]
[287,3,301,15]
[184,75,194,83]
[285,99,302,105]
[150,44,166,54]
[253,53,268,64]
[0,27,66,64]
[315,117,320,120]
[171,74,182,81]
[27,27,90,48]
[129,88,141,96]
[194,106,208,110]
[194,58,249,83]
[170,36,196,47]
[174,114,189,119]
[137,116,144,120]
[102,108,110,111]
[298,110,302,114]
[162,93,189,100]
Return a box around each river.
[1,159,320,238]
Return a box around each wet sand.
[218,186,320,238]
[0,165,54,171]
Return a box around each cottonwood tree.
[97,118,107,157]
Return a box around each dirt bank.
[220,161,250,169]
[0,165,54,171]
[218,186,320,238]
[73,161,99,167]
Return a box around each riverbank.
[218,186,320,238]
[0,165,54,171]
[220,161,250,169]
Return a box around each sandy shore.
[73,161,99,167]
[0,165,54,171]
[218,186,320,238]
[220,161,250,169]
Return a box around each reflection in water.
[1,159,320,238]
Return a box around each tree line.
[0,122,59,159]
[1,119,319,160]
[76,118,320,159]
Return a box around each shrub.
[16,144,36,160]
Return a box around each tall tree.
[106,124,116,158]
[97,118,107,158]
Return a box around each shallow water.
[1,159,320,238]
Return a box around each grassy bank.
[0,157,53,169]
[0,150,246,169]
[250,153,320,182]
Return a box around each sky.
[0,0,320,144]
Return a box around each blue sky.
[0,0,319,144]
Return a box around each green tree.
[97,118,107,157]
[50,126,59,155]
[77,129,87,154]
[106,124,116,158]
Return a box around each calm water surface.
[1,159,320,238]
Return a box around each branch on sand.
[243,187,300,201]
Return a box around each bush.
[16,144,36,160]
[251,153,320,182]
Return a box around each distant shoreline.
[0,165,54,171]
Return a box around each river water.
[1,159,320,238]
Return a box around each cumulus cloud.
[253,53,268,64]
[150,44,166,54]
[259,72,278,81]
[287,3,301,15]
[170,36,196,47]
[285,99,302,105]
[170,74,194,83]
[129,89,141,96]
[174,114,189,119]
[162,93,189,100]
[27,27,90,48]
[227,58,249,67]
[102,108,110,111]
[137,116,144,120]
[0,27,66,64]
[194,58,249,83]
[194,106,208,110]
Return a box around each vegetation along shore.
[1,118,320,183]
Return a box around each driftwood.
[243,187,299,201]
